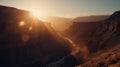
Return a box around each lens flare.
[19,21,25,27]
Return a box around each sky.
[0,0,120,17]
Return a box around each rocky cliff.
[65,11,120,67]
[65,11,120,53]
[91,11,120,52]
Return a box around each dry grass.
[76,45,120,67]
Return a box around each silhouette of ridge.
[108,11,120,20]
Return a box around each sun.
[30,9,43,19]
[29,9,47,22]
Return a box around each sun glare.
[30,9,43,19]
[29,9,48,22]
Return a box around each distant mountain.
[0,5,74,66]
[74,15,109,22]
[42,16,73,32]
[43,15,110,32]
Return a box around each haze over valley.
[0,0,120,67]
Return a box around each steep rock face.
[0,5,73,66]
[65,22,103,42]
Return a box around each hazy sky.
[0,0,120,17]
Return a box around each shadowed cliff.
[0,5,74,67]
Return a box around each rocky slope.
[0,5,74,67]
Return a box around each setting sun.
[29,9,47,21]
[30,9,43,19]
